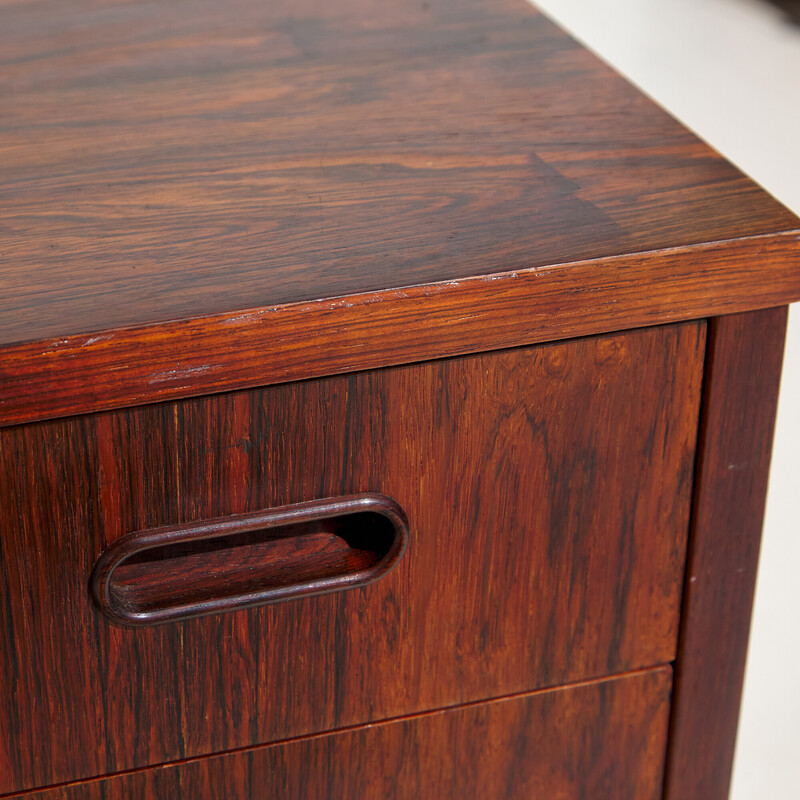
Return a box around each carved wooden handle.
[90,494,409,626]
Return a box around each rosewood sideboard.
[1,1,798,798]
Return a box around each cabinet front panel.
[0,322,705,792]
[16,669,672,800]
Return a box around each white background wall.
[528,1,800,796]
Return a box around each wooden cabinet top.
[2,0,798,426]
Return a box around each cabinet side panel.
[664,307,788,800]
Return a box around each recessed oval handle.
[90,494,409,626]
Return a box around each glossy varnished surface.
[0,323,703,793]
[14,669,672,800]
[0,0,797,422]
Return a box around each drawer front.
[15,668,673,800]
[0,322,705,792]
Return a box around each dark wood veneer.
[664,307,788,800]
[0,232,797,428]
[0,0,798,426]
[1,0,795,346]
[14,669,672,800]
[0,324,703,793]
[1,0,798,796]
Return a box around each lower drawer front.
[0,322,705,792]
[17,668,673,800]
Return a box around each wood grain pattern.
[0,0,797,426]
[0,323,703,793]
[12,669,673,800]
[663,307,788,800]
[1,232,796,428]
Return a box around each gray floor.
[529,1,800,796]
